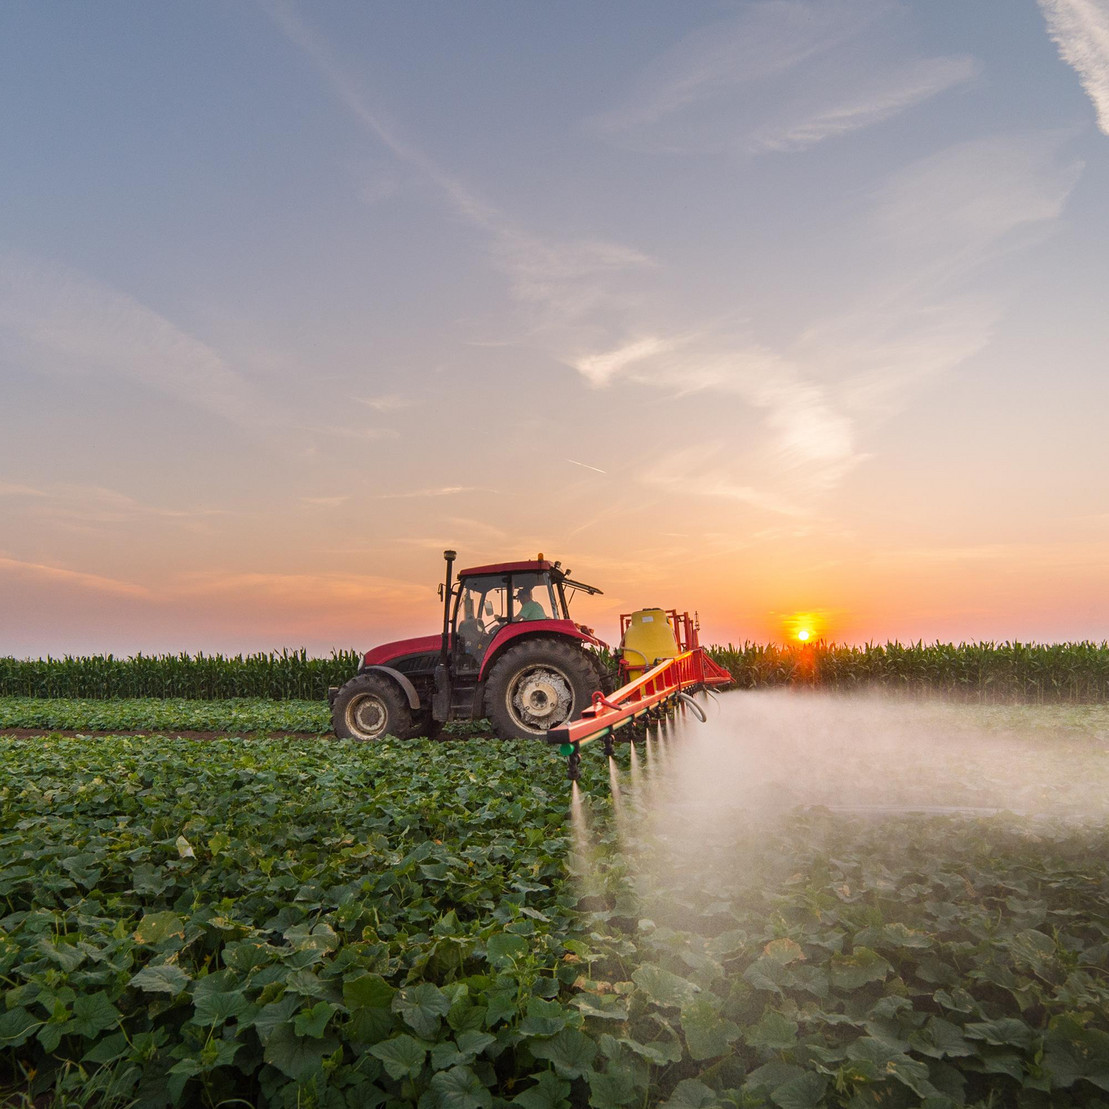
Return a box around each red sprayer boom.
[546,608,732,779]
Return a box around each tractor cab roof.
[457,557,603,596]
[459,559,553,577]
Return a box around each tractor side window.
[455,577,509,665]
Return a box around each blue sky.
[2,0,1108,656]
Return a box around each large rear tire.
[332,671,415,740]
[484,638,600,740]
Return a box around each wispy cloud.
[1039,0,1109,135]
[0,252,260,425]
[357,393,412,413]
[873,133,1083,259]
[177,569,427,611]
[0,478,227,526]
[591,0,976,154]
[374,486,495,500]
[751,55,978,153]
[0,556,150,598]
[640,445,809,518]
[261,1,653,341]
[566,129,1078,499]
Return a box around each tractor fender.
[477,623,600,683]
[356,664,422,712]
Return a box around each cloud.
[591,0,975,154]
[574,337,675,387]
[0,253,259,425]
[0,478,227,526]
[873,133,1083,259]
[374,486,495,500]
[261,1,653,341]
[0,556,150,598]
[1039,0,1109,135]
[751,55,978,153]
[177,569,427,612]
[357,393,412,413]
[570,333,860,481]
[636,443,812,519]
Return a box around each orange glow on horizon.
[781,610,829,644]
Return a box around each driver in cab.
[514,583,546,621]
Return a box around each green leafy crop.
[3,710,1109,1108]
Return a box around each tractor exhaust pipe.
[432,550,457,723]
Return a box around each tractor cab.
[451,558,595,670]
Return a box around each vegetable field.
[3,694,1109,1108]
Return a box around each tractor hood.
[362,635,444,667]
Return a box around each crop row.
[4,642,1109,703]
[3,732,1109,1107]
[0,697,332,735]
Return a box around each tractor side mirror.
[438,584,445,601]
[484,602,493,616]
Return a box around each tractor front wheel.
[332,672,415,741]
[485,638,600,740]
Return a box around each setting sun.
[781,611,829,644]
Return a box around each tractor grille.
[391,653,438,676]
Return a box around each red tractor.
[329,550,613,741]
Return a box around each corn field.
[0,649,360,700]
[709,640,1109,702]
[1,642,1108,702]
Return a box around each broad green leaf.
[192,989,250,1027]
[572,993,628,1021]
[394,981,451,1038]
[681,995,740,1061]
[829,947,891,990]
[659,1079,719,1109]
[745,1009,799,1052]
[370,1033,427,1080]
[131,964,191,995]
[513,1070,571,1109]
[344,972,394,1011]
[263,1024,339,1081]
[909,1017,974,1059]
[586,1065,641,1109]
[769,1072,828,1109]
[484,989,518,1028]
[530,1028,598,1078]
[37,938,85,971]
[134,911,186,946]
[427,1064,493,1109]
[632,963,699,1009]
[0,1007,41,1048]
[68,991,121,1038]
[518,997,569,1037]
[964,1017,1036,1051]
[486,932,529,968]
[249,995,301,1044]
[293,1000,336,1039]
[619,1036,682,1065]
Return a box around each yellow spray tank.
[620,608,680,682]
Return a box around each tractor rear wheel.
[332,672,415,741]
[485,638,600,740]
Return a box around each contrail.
[566,458,607,474]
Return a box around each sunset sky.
[3,0,1109,658]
